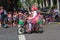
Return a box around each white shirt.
[54,9,59,15]
[31,11,37,19]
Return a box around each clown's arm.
[29,11,37,19]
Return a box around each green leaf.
[17,0,23,7]
[37,0,44,5]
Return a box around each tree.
[33,0,37,3]
[37,0,44,9]
[17,0,23,8]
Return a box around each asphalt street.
[25,23,60,40]
[0,27,19,40]
[0,23,60,40]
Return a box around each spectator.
[48,7,54,24]
[13,11,18,26]
[0,6,7,23]
[7,12,13,27]
[54,7,59,22]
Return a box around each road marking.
[18,35,26,40]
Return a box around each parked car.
[41,7,49,12]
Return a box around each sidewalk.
[45,22,60,25]
[50,22,60,24]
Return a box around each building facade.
[20,0,60,11]
[42,0,60,12]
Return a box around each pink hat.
[31,5,38,11]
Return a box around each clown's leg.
[39,24,43,33]
[26,22,32,33]
[38,20,44,33]
[39,24,44,33]
[29,23,32,31]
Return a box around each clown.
[27,5,44,33]
[29,5,40,24]
[30,5,38,19]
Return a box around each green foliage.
[33,0,37,3]
[40,0,44,4]
[52,4,57,8]
[17,0,23,7]
[25,0,29,7]
[0,1,2,6]
[37,0,41,4]
[37,0,44,4]
[25,0,33,8]
[17,0,44,8]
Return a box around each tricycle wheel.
[17,28,25,35]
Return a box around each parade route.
[18,35,26,40]
[0,23,60,40]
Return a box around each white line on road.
[18,35,26,40]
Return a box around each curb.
[44,22,60,25]
[49,22,60,24]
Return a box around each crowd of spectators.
[43,7,60,24]
[0,6,60,28]
[0,6,29,28]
